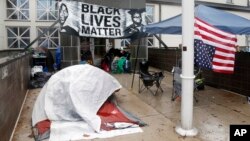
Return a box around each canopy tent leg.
[131,39,141,89]
[153,34,168,49]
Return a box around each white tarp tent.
[32,64,142,141]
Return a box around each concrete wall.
[0,53,30,141]
[148,48,250,97]
[0,49,25,58]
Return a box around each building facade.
[0,0,250,58]
[0,0,60,49]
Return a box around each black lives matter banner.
[59,1,146,38]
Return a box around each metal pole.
[175,0,198,136]
[159,3,162,48]
[131,39,141,89]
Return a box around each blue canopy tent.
[131,4,250,88]
[141,4,250,136]
[143,5,250,35]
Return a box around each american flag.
[194,17,237,74]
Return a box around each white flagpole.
[175,0,198,136]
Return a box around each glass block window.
[37,0,58,21]
[37,27,60,48]
[7,26,30,48]
[244,35,250,52]
[146,5,155,47]
[147,38,154,47]
[121,39,131,48]
[146,5,154,24]
[6,0,29,20]
[246,35,250,46]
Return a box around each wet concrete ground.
[12,71,250,141]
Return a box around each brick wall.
[148,48,250,97]
[202,52,250,96]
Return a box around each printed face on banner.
[125,9,145,34]
[133,13,142,25]
[58,1,146,38]
[59,4,69,25]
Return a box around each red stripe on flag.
[213,69,234,74]
[194,23,237,42]
[212,62,234,67]
[195,31,236,47]
[213,54,235,61]
[195,18,237,38]
[216,47,236,54]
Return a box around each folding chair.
[138,60,164,95]
[171,66,200,102]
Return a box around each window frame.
[36,0,59,21]
[146,4,155,48]
[7,26,31,48]
[146,4,155,24]
[6,0,30,20]
[36,26,60,48]
[120,39,131,48]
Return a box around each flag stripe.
[195,18,236,38]
[194,28,236,46]
[212,65,234,71]
[194,34,236,52]
[215,47,236,55]
[213,54,235,61]
[213,58,234,64]
[214,50,235,58]
[194,23,237,42]
[212,62,235,67]
[194,31,236,48]
[194,17,236,74]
